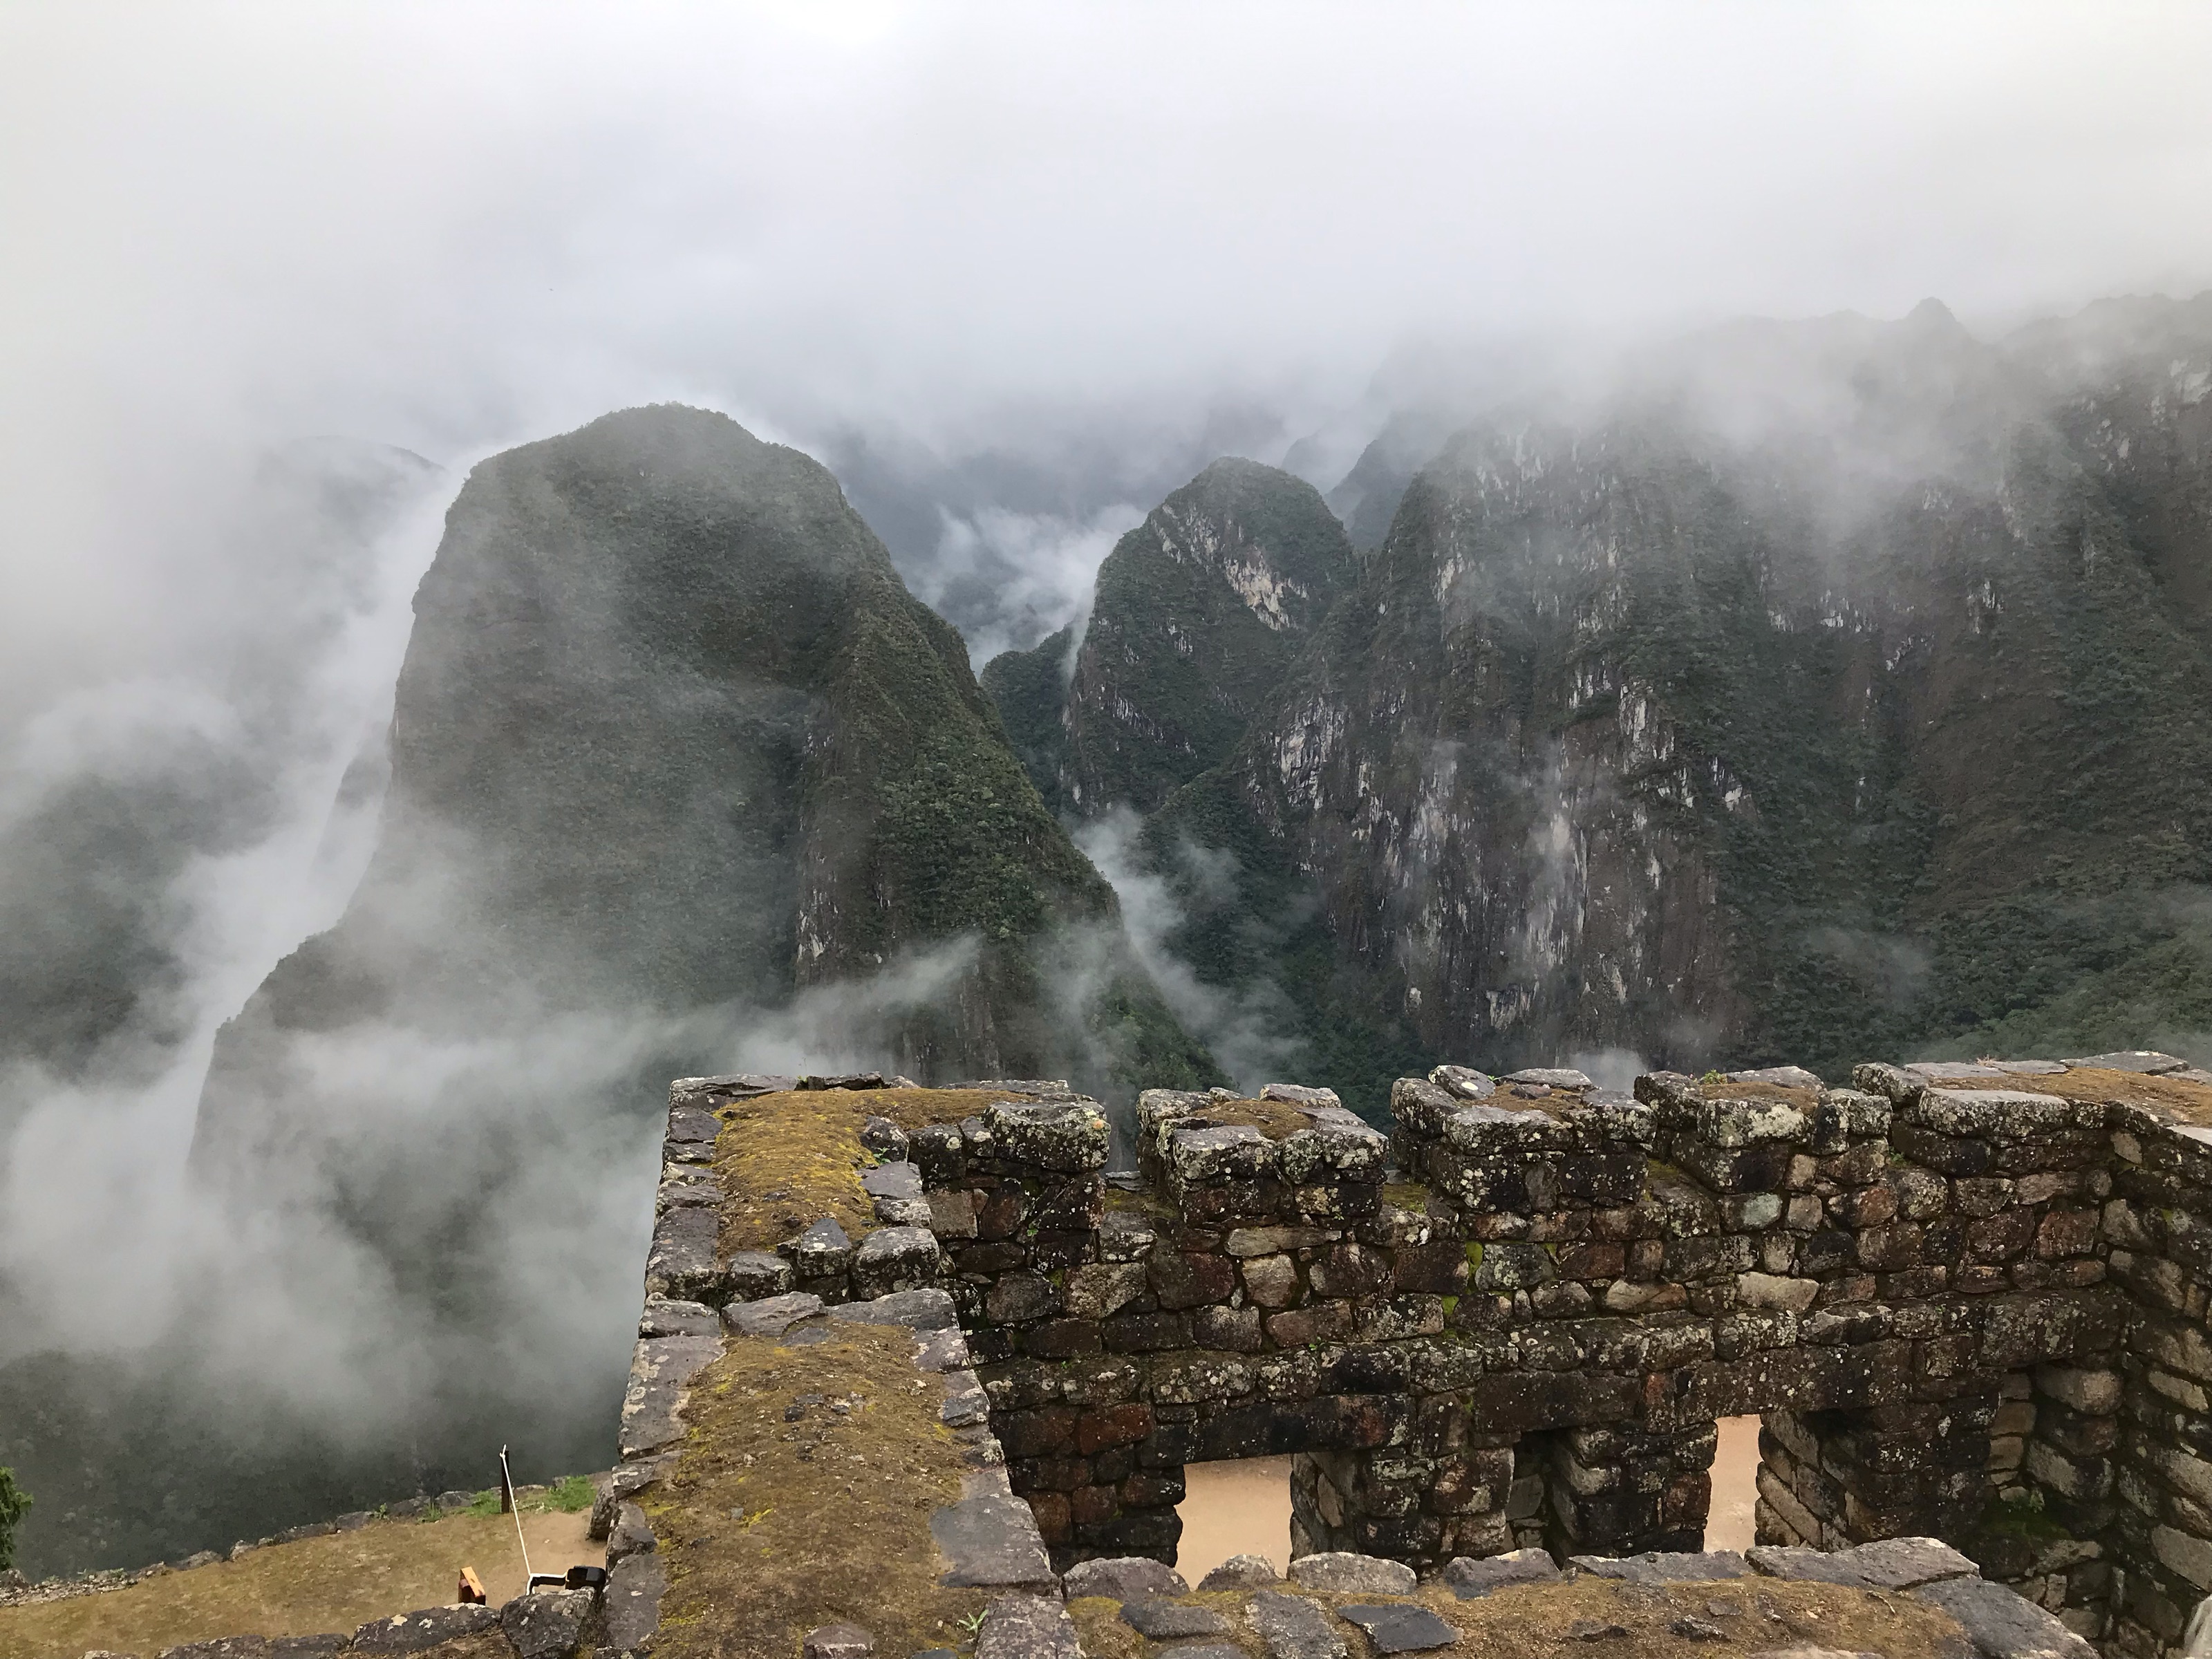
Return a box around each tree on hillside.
[0,1466,30,1572]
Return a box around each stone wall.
[628,1053,2212,1658]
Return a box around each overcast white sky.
[6,6,2212,1535]
[3,1,2211,700]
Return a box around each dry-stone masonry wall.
[596,1056,2212,1659]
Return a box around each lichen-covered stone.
[351,1606,501,1655]
[1248,1591,1347,1659]
[1199,1553,1283,1591]
[975,1595,1078,1659]
[1440,1548,1561,1597]
[1288,1552,1417,1593]
[725,1292,824,1338]
[1335,1604,1459,1653]
[1061,1555,1189,1600]
[500,1588,598,1659]
[985,1101,1109,1172]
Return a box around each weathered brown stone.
[1266,1300,1356,1347]
[1391,1241,1468,1295]
[1100,1311,1190,1353]
[975,1184,1027,1240]
[1023,1319,1104,1358]
[1242,1253,1303,1308]
[1311,1244,1394,1298]
[1150,1251,1237,1310]
[2036,1208,2100,1259]
[1556,1241,1625,1280]
[1076,1404,1154,1454]
[1024,1490,1071,1542]
[999,1408,1076,1458]
[1193,1304,1264,1351]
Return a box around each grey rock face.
[850,1226,942,1297]
[792,1217,855,1277]
[1912,1575,2097,1658]
[1198,1553,1282,1591]
[929,1472,1056,1593]
[1335,1605,1461,1654]
[1574,1550,1750,1583]
[1120,1600,1229,1638]
[727,1250,794,1300]
[1430,1065,1494,1100]
[644,1206,720,1300]
[350,1605,502,1654]
[802,1623,876,1659]
[500,1588,598,1659]
[1062,1556,1190,1601]
[603,1553,666,1653]
[986,1101,1110,1173]
[725,1292,825,1338]
[1750,1537,1976,1591]
[1288,1552,1418,1594]
[860,1162,923,1200]
[619,1332,723,1459]
[1248,1591,1349,1659]
[2064,1051,2186,1074]
[1505,1069,1595,1091]
[912,1327,972,1372]
[830,1288,958,1330]
[606,1500,656,1565]
[638,1297,721,1338]
[975,1595,1079,1659]
[1440,1548,1562,1597]
[588,1458,664,1541]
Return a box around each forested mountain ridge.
[195,404,1217,1172]
[988,294,2212,1110]
[980,458,1357,818]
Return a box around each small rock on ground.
[801,1623,876,1659]
[1288,1553,1417,1594]
[1120,1601,1229,1639]
[1911,1576,2097,1659]
[1441,1549,1561,1599]
[1334,1604,1461,1654]
[1062,1556,1190,1601]
[1574,1550,1749,1584]
[975,1595,1079,1659]
[500,1588,597,1659]
[1248,1591,1348,1659]
[1198,1554,1281,1591]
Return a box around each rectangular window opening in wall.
[1707,1414,1760,1553]
[1176,1455,1292,1585]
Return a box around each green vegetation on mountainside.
[977,624,1074,816]
[986,460,1356,816]
[1029,299,2212,1104]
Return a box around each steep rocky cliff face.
[994,297,2212,1109]
[980,459,1356,816]
[195,406,1214,1172]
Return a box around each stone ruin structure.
[588,1052,2212,1659]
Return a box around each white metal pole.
[500,1445,534,1586]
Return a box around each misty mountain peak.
[983,458,1354,815]
[196,406,1217,1177]
[1903,295,1965,335]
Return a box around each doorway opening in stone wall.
[1707,1415,1760,1552]
[1174,1456,1293,1583]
